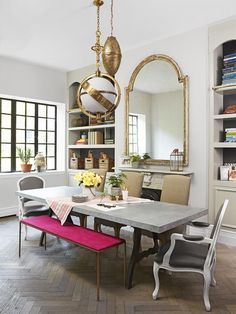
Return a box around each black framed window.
[0,97,57,173]
[128,114,139,154]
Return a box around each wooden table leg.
[127,229,159,289]
[127,227,142,289]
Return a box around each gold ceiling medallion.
[77,0,121,121]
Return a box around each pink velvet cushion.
[21,216,124,251]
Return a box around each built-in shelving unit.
[209,24,236,228]
[67,81,115,175]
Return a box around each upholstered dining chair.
[94,171,144,238]
[17,175,50,239]
[141,174,191,249]
[157,175,191,245]
[152,199,229,312]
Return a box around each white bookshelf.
[209,21,236,229]
[67,81,115,173]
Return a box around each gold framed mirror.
[125,54,189,166]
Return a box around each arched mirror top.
[125,54,189,166]
[127,54,186,92]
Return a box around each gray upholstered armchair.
[152,199,229,312]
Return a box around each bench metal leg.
[44,233,47,250]
[19,221,22,258]
[96,252,100,301]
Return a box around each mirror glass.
[125,55,188,165]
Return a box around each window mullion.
[35,104,38,157]
[0,99,1,172]
[11,100,16,172]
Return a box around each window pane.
[16,158,21,171]
[1,100,11,114]
[1,114,11,128]
[16,130,25,143]
[48,106,55,118]
[38,105,47,117]
[26,103,35,116]
[16,101,25,115]
[47,132,55,143]
[38,118,46,130]
[1,144,11,157]
[38,131,46,143]
[26,144,35,156]
[1,158,11,172]
[1,129,11,142]
[47,157,55,169]
[16,116,25,129]
[47,119,55,131]
[38,144,46,155]
[0,98,57,173]
[26,130,34,143]
[26,117,35,129]
[47,145,55,156]
[16,144,25,153]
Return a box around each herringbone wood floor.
[0,216,236,314]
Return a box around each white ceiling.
[0,0,236,71]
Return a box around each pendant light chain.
[91,4,103,75]
[110,0,114,36]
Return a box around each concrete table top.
[16,186,207,234]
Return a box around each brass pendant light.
[77,0,121,121]
[102,0,122,76]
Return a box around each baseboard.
[0,206,17,218]
[188,225,236,247]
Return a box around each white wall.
[0,56,66,103]
[0,56,67,217]
[66,27,209,209]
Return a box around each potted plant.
[16,147,32,172]
[142,153,151,161]
[130,154,141,168]
[107,173,127,199]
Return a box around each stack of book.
[88,131,103,144]
[104,115,115,124]
[104,138,114,144]
[225,128,236,142]
[222,52,236,85]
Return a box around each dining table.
[16,185,208,288]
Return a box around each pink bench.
[19,215,126,300]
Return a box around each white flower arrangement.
[74,171,102,187]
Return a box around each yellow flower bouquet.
[74,171,102,188]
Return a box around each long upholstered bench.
[19,215,126,300]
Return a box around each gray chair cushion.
[154,240,209,270]
[23,201,50,217]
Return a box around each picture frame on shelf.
[220,165,230,181]
[229,165,236,181]
[119,155,132,168]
